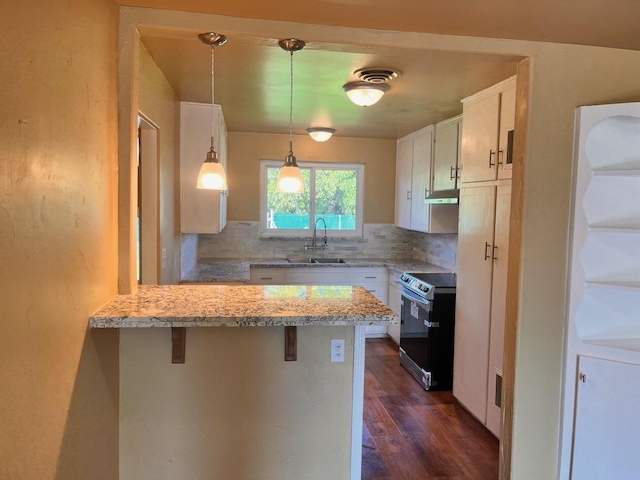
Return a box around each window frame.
[259,159,365,238]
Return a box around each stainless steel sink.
[286,258,316,264]
[310,258,347,264]
[285,258,348,264]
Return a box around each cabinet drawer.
[249,269,286,285]
[358,283,389,303]
[352,269,388,284]
[287,269,351,285]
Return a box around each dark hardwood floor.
[362,338,499,480]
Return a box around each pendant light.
[196,32,228,190]
[276,38,306,193]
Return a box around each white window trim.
[259,160,365,238]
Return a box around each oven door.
[399,288,432,370]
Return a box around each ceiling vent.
[355,67,401,84]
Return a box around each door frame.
[138,113,161,286]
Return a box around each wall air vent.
[355,67,401,84]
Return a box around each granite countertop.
[180,258,451,283]
[90,285,398,328]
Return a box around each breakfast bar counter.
[90,284,397,328]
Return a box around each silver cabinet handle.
[497,150,504,166]
[406,190,411,200]
[260,277,273,280]
[424,188,429,199]
[489,150,496,168]
[484,242,491,261]
[456,166,461,179]
[365,276,377,279]
[492,245,498,261]
[450,166,456,180]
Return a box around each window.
[260,160,364,237]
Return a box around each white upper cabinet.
[395,137,414,230]
[460,77,516,184]
[498,86,516,180]
[180,102,228,234]
[433,115,462,191]
[410,127,434,232]
[394,125,458,234]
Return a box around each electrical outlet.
[331,339,345,363]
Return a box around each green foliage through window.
[264,164,361,232]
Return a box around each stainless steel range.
[398,272,456,391]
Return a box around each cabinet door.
[461,94,500,183]
[387,281,402,344]
[433,119,460,191]
[395,138,413,229]
[485,185,512,437]
[498,87,516,180]
[410,127,434,232]
[571,356,640,479]
[453,185,496,423]
[180,103,225,234]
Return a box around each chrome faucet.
[305,217,328,250]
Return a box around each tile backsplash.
[187,221,458,270]
[413,233,458,271]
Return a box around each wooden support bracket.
[172,327,186,364]
[285,326,297,361]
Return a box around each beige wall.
[120,327,355,480]
[509,50,640,479]
[0,0,120,479]
[117,9,640,479]
[227,132,397,223]
[138,43,182,285]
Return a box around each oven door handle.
[401,288,432,311]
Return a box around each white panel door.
[571,356,640,479]
[486,184,512,437]
[395,138,413,230]
[453,185,496,422]
[433,119,460,191]
[461,94,500,183]
[410,127,434,232]
[498,86,516,180]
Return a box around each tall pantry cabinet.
[453,76,516,438]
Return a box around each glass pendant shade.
[197,149,228,190]
[276,153,304,193]
[343,82,389,107]
[307,127,335,142]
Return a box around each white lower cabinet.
[386,273,402,344]
[249,266,390,338]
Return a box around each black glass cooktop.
[405,272,456,288]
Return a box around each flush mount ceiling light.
[196,32,228,190]
[276,38,306,193]
[343,67,400,107]
[307,127,336,142]
[343,82,389,107]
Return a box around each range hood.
[424,189,459,205]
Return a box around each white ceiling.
[141,35,518,139]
